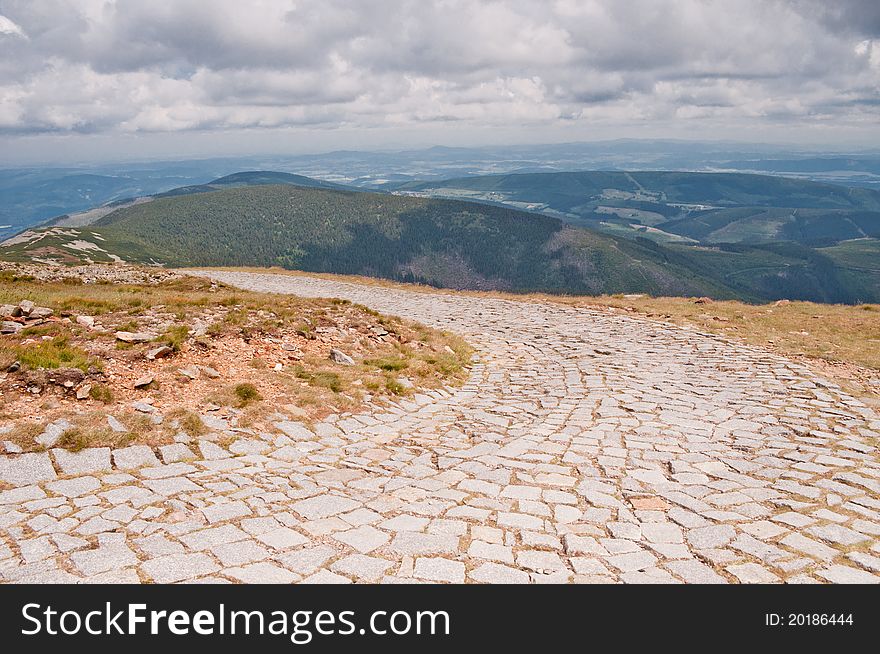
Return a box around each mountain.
[0,183,740,298]
[153,171,349,198]
[5,141,879,238]
[392,171,880,246]
[44,170,353,228]
[3,173,878,304]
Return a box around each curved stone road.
[1,270,879,584]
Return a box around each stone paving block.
[413,557,466,583]
[333,525,390,553]
[292,495,360,520]
[816,565,880,584]
[202,500,252,523]
[70,543,138,576]
[212,540,271,566]
[300,570,352,584]
[144,476,203,496]
[46,476,100,498]
[141,553,220,583]
[159,444,196,463]
[276,546,337,575]
[388,532,459,556]
[469,563,531,584]
[468,540,514,564]
[0,452,56,485]
[331,554,394,582]
[51,448,112,475]
[225,562,299,584]
[256,527,310,550]
[726,562,780,583]
[180,524,249,551]
[112,445,160,470]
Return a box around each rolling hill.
[45,170,352,228]
[2,174,878,304]
[393,171,880,246]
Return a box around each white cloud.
[0,0,877,148]
[0,13,26,38]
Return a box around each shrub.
[234,383,262,405]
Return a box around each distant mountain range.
[393,171,880,245]
[2,169,878,304]
[3,139,880,239]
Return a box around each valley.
[2,169,879,304]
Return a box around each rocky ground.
[0,264,468,454]
[0,269,878,584]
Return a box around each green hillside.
[90,184,733,297]
[3,178,878,303]
[395,171,880,245]
[155,170,348,198]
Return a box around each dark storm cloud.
[794,0,880,37]
[0,0,877,139]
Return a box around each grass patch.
[234,382,263,406]
[57,428,89,452]
[0,336,95,372]
[365,356,409,371]
[88,384,114,404]
[385,377,407,395]
[294,367,343,393]
[167,408,208,438]
[158,324,190,351]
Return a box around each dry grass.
[203,266,879,402]
[0,269,472,452]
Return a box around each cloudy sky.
[1,0,879,163]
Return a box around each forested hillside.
[92,185,734,297]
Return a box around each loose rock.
[329,348,355,365]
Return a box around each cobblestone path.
[1,270,878,584]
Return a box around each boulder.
[115,331,155,343]
[134,374,154,388]
[329,348,355,365]
[28,307,53,320]
[76,315,95,328]
[18,300,35,316]
[1,321,22,334]
[178,366,200,379]
[200,366,220,378]
[146,345,173,360]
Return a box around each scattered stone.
[76,315,95,328]
[329,349,355,365]
[133,374,154,389]
[1,321,22,334]
[200,366,220,379]
[35,418,72,448]
[115,331,155,343]
[146,346,173,360]
[76,384,92,400]
[179,366,200,379]
[28,307,53,319]
[106,415,127,432]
